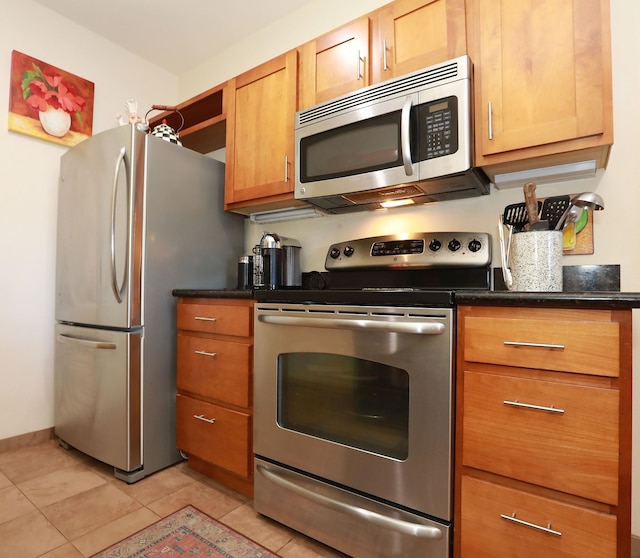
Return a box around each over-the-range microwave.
[294,55,489,214]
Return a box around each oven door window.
[277,352,409,460]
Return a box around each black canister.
[236,256,253,290]
[260,232,284,289]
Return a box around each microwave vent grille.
[297,56,468,126]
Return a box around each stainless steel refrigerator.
[54,124,244,482]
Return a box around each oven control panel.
[325,232,491,270]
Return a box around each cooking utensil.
[523,182,549,230]
[554,192,605,230]
[562,205,584,229]
[503,201,541,232]
[540,195,571,230]
[561,206,584,251]
[498,215,513,289]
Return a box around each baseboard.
[633,535,640,558]
[0,427,55,454]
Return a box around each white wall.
[0,1,179,440]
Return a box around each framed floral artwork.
[8,50,94,146]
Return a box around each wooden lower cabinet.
[175,298,254,497]
[455,305,631,558]
[460,476,617,558]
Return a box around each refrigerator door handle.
[110,146,130,304]
[57,333,117,350]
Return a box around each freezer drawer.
[54,323,142,472]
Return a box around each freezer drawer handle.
[503,400,565,414]
[503,340,565,350]
[194,350,217,358]
[57,334,116,350]
[193,414,216,424]
[194,316,217,322]
[500,513,562,537]
[257,463,443,539]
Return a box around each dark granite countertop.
[172,288,640,308]
[454,290,640,309]
[172,288,253,299]
[172,266,640,309]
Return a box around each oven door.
[254,302,453,521]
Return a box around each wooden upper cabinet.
[298,16,371,110]
[467,0,613,173]
[372,0,467,83]
[148,83,227,154]
[225,50,298,213]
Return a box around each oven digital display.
[371,239,424,256]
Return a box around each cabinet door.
[469,0,612,164]
[298,17,370,110]
[462,370,619,505]
[225,50,297,208]
[460,476,617,558]
[372,0,466,83]
[176,394,251,477]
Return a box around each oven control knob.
[428,239,442,252]
[468,239,482,253]
[448,239,461,252]
[343,245,355,257]
[329,247,341,259]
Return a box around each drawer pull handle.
[504,341,565,350]
[194,414,216,424]
[194,316,217,322]
[194,350,217,358]
[503,400,565,414]
[500,513,562,537]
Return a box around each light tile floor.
[0,440,349,557]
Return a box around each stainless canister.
[252,245,264,289]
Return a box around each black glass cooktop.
[254,267,490,307]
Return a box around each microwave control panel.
[420,96,459,160]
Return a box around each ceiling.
[33,0,316,75]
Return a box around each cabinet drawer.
[464,315,619,377]
[460,476,617,558]
[176,395,251,478]
[177,335,251,408]
[462,371,619,504]
[177,303,252,337]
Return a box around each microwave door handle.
[400,97,413,176]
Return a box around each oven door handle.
[257,463,444,540]
[257,314,445,335]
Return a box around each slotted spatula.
[503,201,541,232]
[540,195,571,230]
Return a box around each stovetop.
[255,232,492,307]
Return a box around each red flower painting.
[8,50,94,146]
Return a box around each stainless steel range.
[253,232,491,558]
